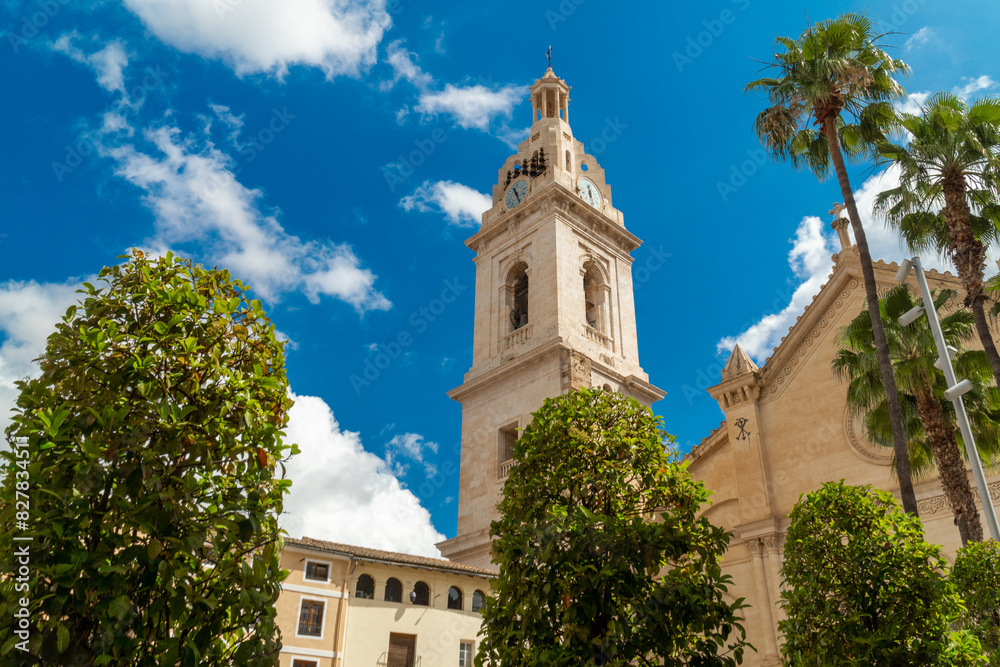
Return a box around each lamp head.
[894,259,914,283]
[898,305,925,327]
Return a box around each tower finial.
[546,45,552,69]
[829,202,851,251]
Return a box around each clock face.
[505,179,528,209]
[579,178,602,208]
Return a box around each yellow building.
[277,537,493,667]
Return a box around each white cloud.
[895,90,931,116]
[282,393,445,557]
[954,76,996,99]
[905,27,934,51]
[122,0,391,79]
[96,120,391,311]
[51,39,389,312]
[207,103,245,146]
[717,216,836,361]
[0,290,444,556]
[716,162,999,363]
[415,83,524,132]
[0,279,86,434]
[381,40,433,91]
[399,180,490,227]
[52,33,129,95]
[385,432,439,478]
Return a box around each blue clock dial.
[505,179,528,209]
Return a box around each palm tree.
[746,13,919,514]
[834,285,1000,543]
[875,93,1000,387]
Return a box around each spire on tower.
[721,345,759,380]
[530,66,570,126]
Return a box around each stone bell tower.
[437,68,664,569]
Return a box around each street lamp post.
[895,256,1000,541]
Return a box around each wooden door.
[388,633,416,667]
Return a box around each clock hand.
[514,188,521,203]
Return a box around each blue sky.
[2,0,998,557]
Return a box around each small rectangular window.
[304,560,330,582]
[297,599,324,637]
[459,641,474,667]
[292,660,319,667]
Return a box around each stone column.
[748,539,779,661]
[763,534,786,626]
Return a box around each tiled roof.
[286,536,496,578]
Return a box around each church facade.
[688,241,1000,666]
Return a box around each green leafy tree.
[951,540,1000,660]
[833,285,1000,544]
[746,13,919,514]
[0,251,297,665]
[779,481,984,666]
[875,93,1000,387]
[477,388,748,667]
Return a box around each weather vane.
[546,45,552,68]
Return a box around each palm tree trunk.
[942,175,1000,387]
[914,382,984,543]
[824,116,919,516]
[971,301,1000,387]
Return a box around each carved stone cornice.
[708,372,763,410]
[756,275,859,404]
[918,480,1000,515]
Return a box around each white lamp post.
[895,256,1000,541]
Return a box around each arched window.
[472,590,486,613]
[565,149,572,172]
[385,578,402,603]
[411,581,430,606]
[583,263,607,334]
[447,586,463,610]
[506,263,529,332]
[355,574,374,599]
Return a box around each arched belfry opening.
[506,262,529,332]
[583,262,608,334]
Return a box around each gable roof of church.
[686,246,967,463]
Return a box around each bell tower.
[437,68,664,569]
